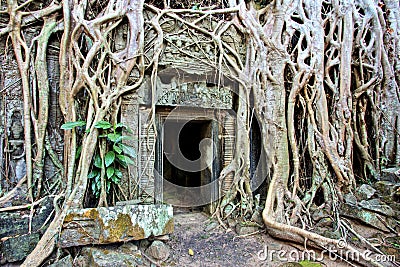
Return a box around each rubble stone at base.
[145,240,171,261]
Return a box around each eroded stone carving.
[143,12,245,75]
[156,77,232,109]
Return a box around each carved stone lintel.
[156,79,232,109]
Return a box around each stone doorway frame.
[154,107,222,211]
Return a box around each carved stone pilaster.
[120,94,139,200]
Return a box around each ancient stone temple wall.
[0,34,63,196]
[0,51,26,190]
[117,10,246,205]
[120,76,237,205]
[0,6,245,206]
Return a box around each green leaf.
[105,151,115,167]
[107,133,121,142]
[99,134,108,138]
[75,146,82,160]
[113,144,122,154]
[94,154,102,168]
[115,123,133,134]
[299,260,323,267]
[91,181,97,192]
[118,159,127,168]
[61,120,86,130]
[91,176,100,195]
[116,154,134,165]
[111,175,120,184]
[94,121,112,130]
[115,122,127,129]
[106,180,111,193]
[88,169,99,179]
[119,143,136,158]
[115,169,123,178]
[115,135,133,143]
[106,166,115,178]
[95,174,101,184]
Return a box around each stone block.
[312,208,330,221]
[344,192,357,205]
[1,233,40,262]
[0,197,54,263]
[59,204,173,248]
[381,168,400,183]
[340,203,395,232]
[81,247,142,267]
[315,217,333,227]
[0,196,54,238]
[374,181,395,196]
[145,240,170,261]
[235,224,260,235]
[250,210,264,225]
[204,222,219,232]
[358,199,395,217]
[356,184,376,200]
[118,242,139,254]
[48,255,73,267]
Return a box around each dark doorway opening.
[250,115,267,199]
[163,120,212,188]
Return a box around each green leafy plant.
[61,120,135,199]
[88,120,136,198]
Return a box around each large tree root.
[262,212,386,267]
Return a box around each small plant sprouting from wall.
[61,121,136,205]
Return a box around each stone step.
[59,204,173,248]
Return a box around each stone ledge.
[59,204,173,248]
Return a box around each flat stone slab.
[381,168,400,183]
[80,246,143,267]
[59,204,173,248]
[340,203,395,232]
[356,184,376,200]
[358,198,395,217]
